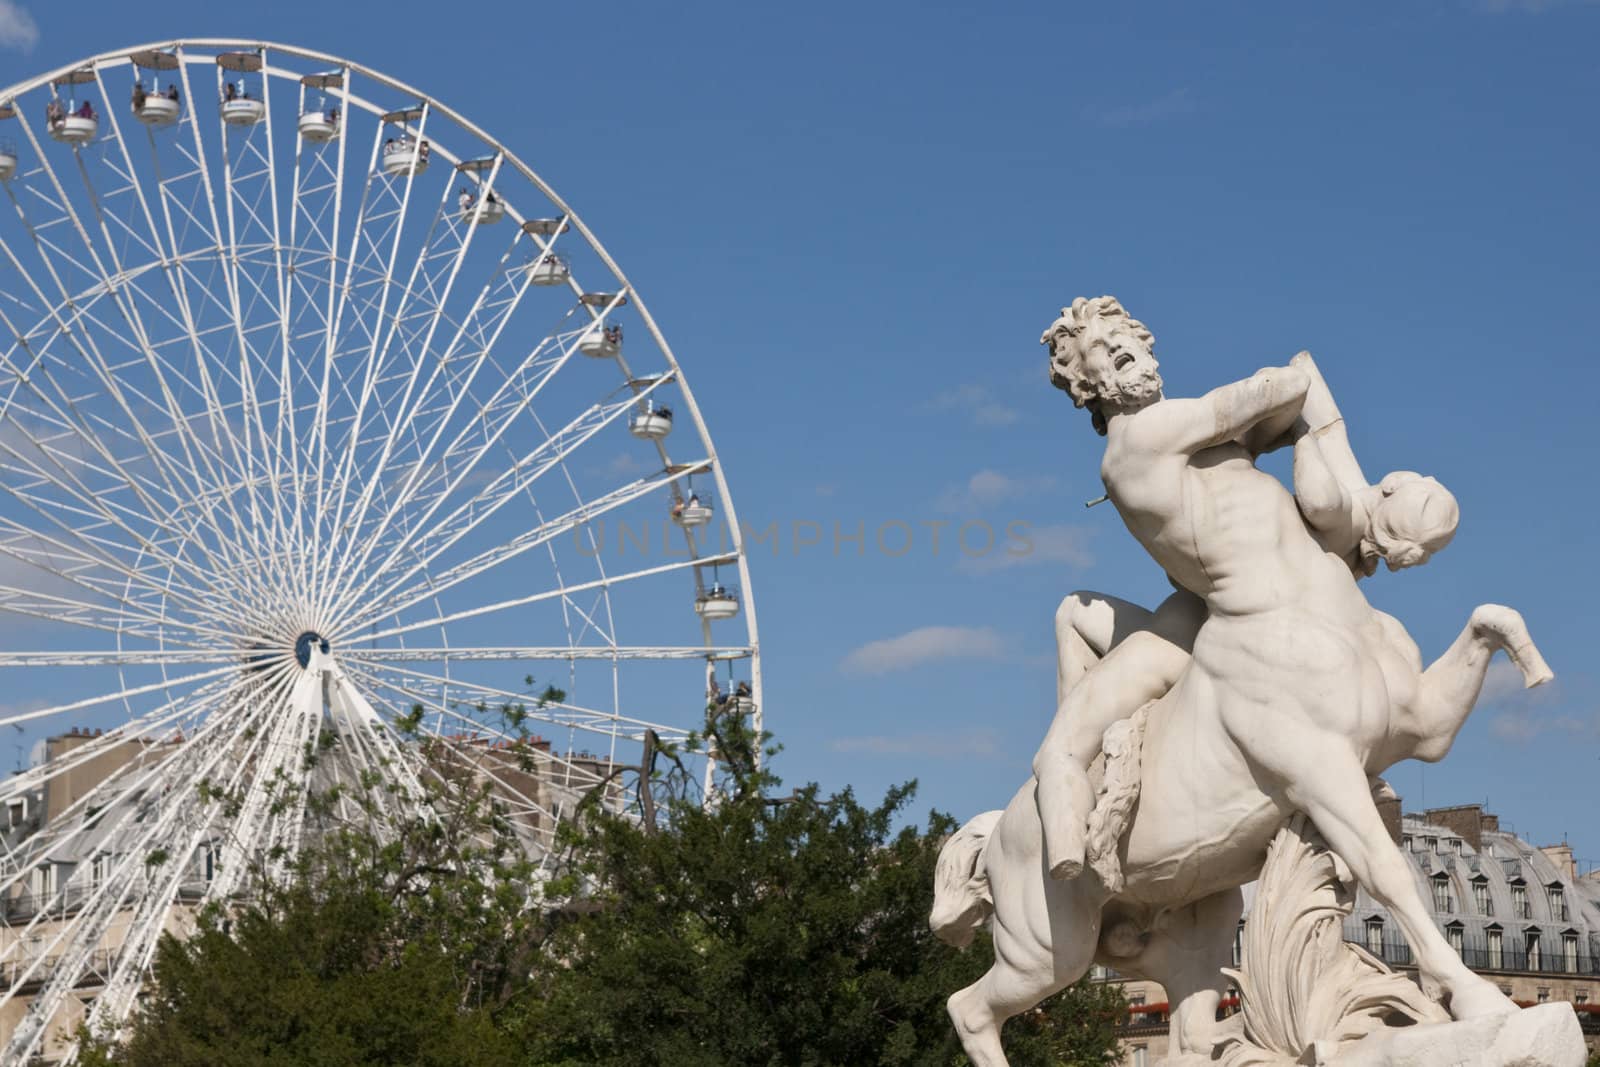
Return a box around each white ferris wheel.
[0,39,762,1060]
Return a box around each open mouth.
[1114,354,1135,371]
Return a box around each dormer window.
[1472,877,1492,916]
[1512,881,1530,919]
[1546,883,1568,922]
[1431,873,1454,913]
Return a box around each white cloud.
[926,384,1022,429]
[0,0,38,52]
[830,728,1002,759]
[840,625,1007,675]
[936,468,1057,513]
[1482,665,1598,742]
[961,522,1094,573]
[1092,88,1195,128]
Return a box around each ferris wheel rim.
[0,36,762,705]
[0,39,767,1063]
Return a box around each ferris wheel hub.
[293,630,330,670]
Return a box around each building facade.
[1109,804,1600,1064]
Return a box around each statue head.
[1040,296,1163,435]
[1360,471,1459,574]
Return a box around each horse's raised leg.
[1284,744,1513,1020]
[1410,604,1552,762]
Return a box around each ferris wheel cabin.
[130,50,181,127]
[381,106,430,176]
[0,106,17,181]
[217,52,266,127]
[456,158,505,224]
[579,323,622,358]
[671,492,713,528]
[298,72,344,143]
[629,401,673,441]
[695,583,741,621]
[47,68,98,145]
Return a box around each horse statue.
[928,298,1554,1066]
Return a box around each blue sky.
[3,2,1597,863]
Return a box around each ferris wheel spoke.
[0,115,237,525]
[310,105,437,596]
[356,551,734,647]
[53,673,299,1051]
[346,460,706,636]
[340,662,602,831]
[312,325,577,619]
[342,645,750,664]
[326,373,670,630]
[349,659,691,746]
[0,671,288,1054]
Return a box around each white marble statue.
[929,297,1562,1067]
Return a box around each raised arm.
[1289,351,1367,493]
[1132,364,1309,456]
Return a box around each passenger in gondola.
[132,83,147,111]
[166,84,179,102]
[458,187,474,212]
[327,106,340,124]
[76,100,95,120]
[671,498,685,519]
[604,324,622,344]
[418,140,431,161]
[734,680,751,700]
[46,99,64,128]
[656,405,673,421]
[485,189,499,205]
[225,82,238,102]
[687,491,701,509]
[707,678,726,709]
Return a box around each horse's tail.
[930,809,1003,949]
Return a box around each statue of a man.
[1035,303,1460,880]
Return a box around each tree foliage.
[81,710,1124,1066]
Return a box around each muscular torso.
[1102,429,1362,622]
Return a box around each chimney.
[1480,812,1500,834]
[1422,804,1485,852]
[1540,844,1577,882]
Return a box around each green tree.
[518,715,1124,1066]
[81,709,1124,1066]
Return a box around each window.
[89,854,108,886]
[1487,927,1504,969]
[1473,877,1492,916]
[1427,837,1439,853]
[1233,922,1244,967]
[202,844,218,883]
[1577,991,1590,1005]
[1452,838,1465,855]
[1563,933,1579,973]
[1131,1046,1147,1067]
[30,863,53,899]
[1537,987,1550,1003]
[1526,930,1543,971]
[1547,884,1568,922]
[1432,873,1454,913]
[1402,835,1413,850]
[1130,994,1145,1008]
[1366,919,1385,957]
[1512,882,1530,919]
[1446,923,1464,956]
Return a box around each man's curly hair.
[1040,296,1155,434]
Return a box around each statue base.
[1296,1003,1586,1067]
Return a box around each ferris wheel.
[0,39,762,1061]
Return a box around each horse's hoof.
[1447,981,1518,1021]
